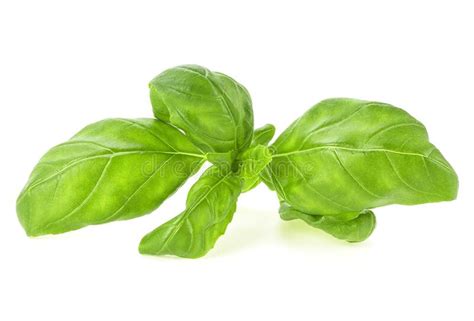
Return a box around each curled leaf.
[149,65,254,157]
[280,202,376,242]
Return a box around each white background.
[1,1,473,320]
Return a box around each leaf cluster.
[17,65,458,258]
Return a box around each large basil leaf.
[267,98,458,216]
[17,118,205,236]
[149,65,254,157]
[139,166,241,258]
[279,202,376,242]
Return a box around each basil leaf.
[236,124,276,192]
[237,145,272,192]
[268,98,458,215]
[149,65,254,156]
[250,124,275,147]
[279,202,376,242]
[17,118,205,236]
[139,166,241,258]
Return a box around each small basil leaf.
[237,145,272,192]
[250,124,276,147]
[279,202,376,242]
[269,98,458,215]
[149,65,254,156]
[139,166,241,258]
[17,118,205,236]
[237,124,276,192]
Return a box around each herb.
[149,65,254,163]
[17,118,205,236]
[17,65,458,258]
[139,166,241,258]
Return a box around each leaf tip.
[138,234,155,256]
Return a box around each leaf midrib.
[19,149,205,197]
[272,145,454,174]
[155,172,233,255]
[178,65,240,150]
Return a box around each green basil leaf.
[268,98,458,215]
[250,124,276,147]
[279,202,376,242]
[149,65,254,156]
[237,145,272,192]
[139,166,241,258]
[17,118,205,236]
[236,124,276,192]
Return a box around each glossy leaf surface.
[139,166,241,258]
[17,118,205,236]
[149,65,254,155]
[267,98,458,215]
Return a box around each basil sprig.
[17,65,458,258]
